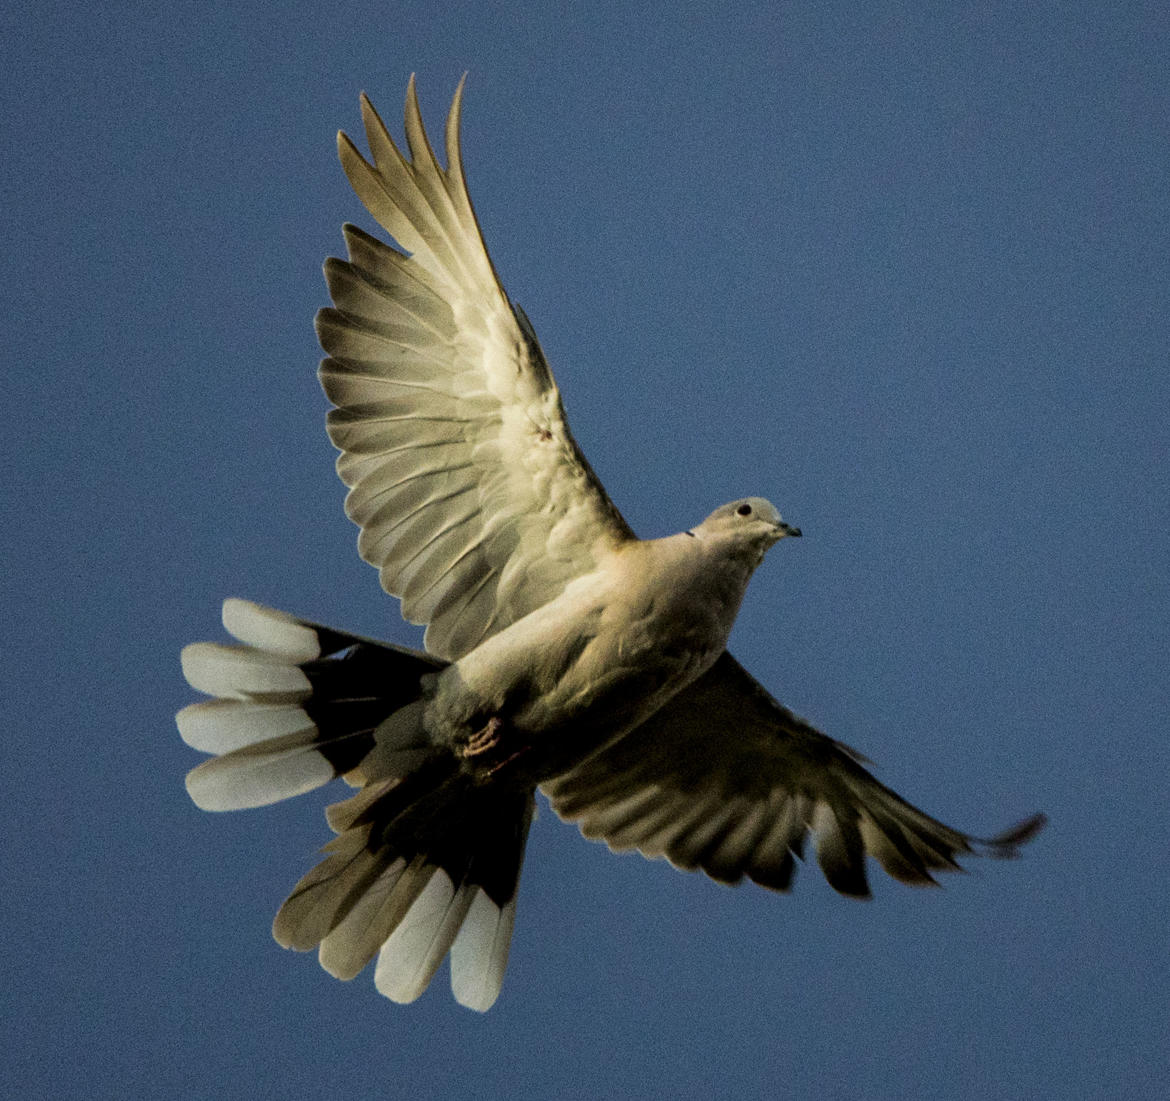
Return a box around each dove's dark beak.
[777,521,802,539]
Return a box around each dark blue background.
[4,3,1167,1098]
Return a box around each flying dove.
[178,78,1045,1012]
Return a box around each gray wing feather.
[543,652,1046,897]
[319,79,633,660]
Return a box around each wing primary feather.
[442,74,468,186]
[977,813,1048,856]
[401,80,463,230]
[701,803,773,885]
[813,802,870,899]
[858,810,936,885]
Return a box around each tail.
[178,598,534,1012]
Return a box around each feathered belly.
[426,577,730,781]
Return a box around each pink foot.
[459,717,530,778]
[462,716,504,757]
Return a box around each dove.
[178,77,1045,1013]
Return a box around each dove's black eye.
[737,503,753,516]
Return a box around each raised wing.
[318,78,633,661]
[542,653,1045,896]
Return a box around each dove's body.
[179,80,1043,1013]
[424,517,781,781]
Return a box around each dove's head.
[692,497,801,561]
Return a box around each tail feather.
[325,776,399,833]
[221,597,325,661]
[276,776,534,1010]
[318,855,416,980]
[450,885,521,1013]
[280,821,533,1011]
[177,699,316,755]
[179,599,440,812]
[185,729,356,811]
[180,598,534,1011]
[272,825,389,950]
[449,794,534,1011]
[181,643,312,700]
[375,869,477,1003]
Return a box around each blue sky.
[4,2,1167,1098]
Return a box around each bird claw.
[462,716,505,757]
[460,717,530,778]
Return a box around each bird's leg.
[460,716,532,779]
[462,715,505,758]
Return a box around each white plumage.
[176,699,314,755]
[221,598,323,661]
[449,886,521,1014]
[373,868,468,1004]
[184,730,338,813]
[179,643,310,700]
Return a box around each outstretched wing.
[542,653,1045,896]
[318,78,633,661]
